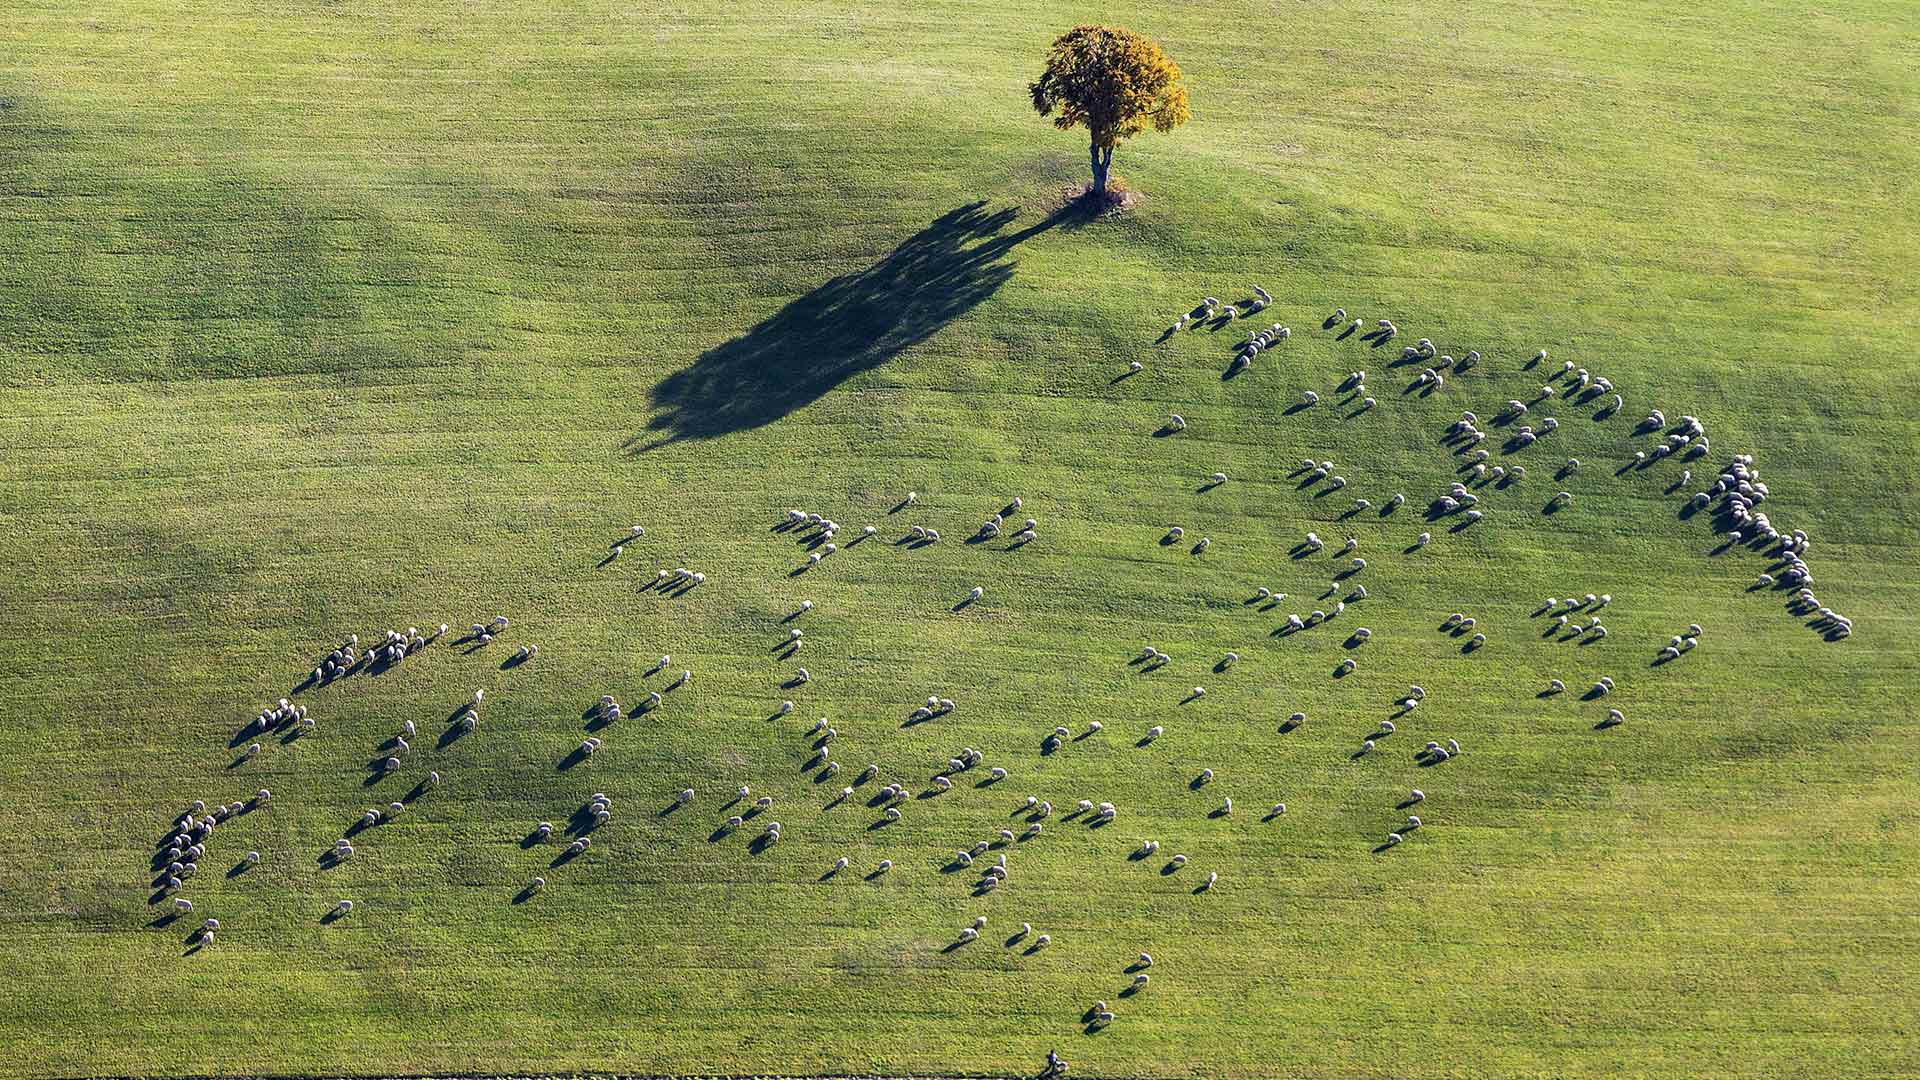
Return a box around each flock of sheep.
[141,289,1847,1068]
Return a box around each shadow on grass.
[631,200,1072,451]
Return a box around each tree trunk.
[1089,139,1112,195]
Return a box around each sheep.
[968,585,984,601]
[1415,532,1431,546]
[1134,973,1152,987]
[1194,537,1211,553]
[1025,822,1043,837]
[1302,390,1319,406]
[1202,871,1218,889]
[1220,797,1233,815]
[1191,686,1206,698]
[1168,414,1188,431]
[1145,725,1164,741]
[334,899,354,914]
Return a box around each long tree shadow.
[630,201,1064,451]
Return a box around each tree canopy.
[1029,25,1190,196]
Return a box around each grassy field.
[3,1,1918,1078]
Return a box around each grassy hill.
[2,2,1917,1078]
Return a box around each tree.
[1029,25,1190,198]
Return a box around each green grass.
[2,1,1918,1078]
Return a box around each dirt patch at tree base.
[1058,181,1143,218]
